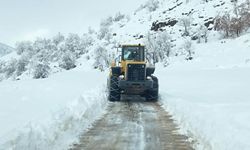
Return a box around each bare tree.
[145,31,173,64]
[94,46,109,71]
[233,0,239,17]
[230,17,244,37]
[179,17,192,36]
[214,13,231,37]
[145,32,158,64]
[197,24,208,43]
[182,40,194,60]
[238,1,250,28]
[215,1,250,38]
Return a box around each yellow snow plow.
[107,44,159,101]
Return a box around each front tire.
[108,76,121,102]
[145,76,159,101]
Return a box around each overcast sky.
[0,0,146,46]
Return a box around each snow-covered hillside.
[1,0,249,81]
[0,43,14,57]
[0,0,250,149]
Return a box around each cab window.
[122,46,144,61]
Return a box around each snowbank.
[0,66,108,150]
[158,35,250,150]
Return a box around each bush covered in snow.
[33,62,50,79]
[65,34,82,58]
[4,59,17,78]
[16,41,33,55]
[81,34,94,52]
[135,0,159,14]
[59,52,76,70]
[98,17,113,40]
[98,26,111,40]
[113,12,125,22]
[94,46,109,71]
[0,61,5,73]
[16,56,29,76]
[145,0,160,12]
[0,32,96,80]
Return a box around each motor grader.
[107,44,159,101]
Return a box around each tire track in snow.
[69,100,193,150]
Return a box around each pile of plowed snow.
[0,64,108,150]
[158,33,250,150]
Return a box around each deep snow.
[158,33,250,150]
[1,0,250,149]
[0,64,108,149]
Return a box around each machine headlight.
[147,76,152,80]
[119,75,125,79]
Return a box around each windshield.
[122,46,144,61]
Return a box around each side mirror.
[115,55,122,65]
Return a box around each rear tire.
[145,76,159,101]
[108,76,121,102]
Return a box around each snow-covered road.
[70,99,193,150]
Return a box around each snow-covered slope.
[0,63,108,150]
[0,43,14,57]
[157,33,250,150]
[108,0,248,46]
[1,0,246,80]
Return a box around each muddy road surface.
[70,99,193,150]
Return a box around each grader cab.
[108,44,159,101]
